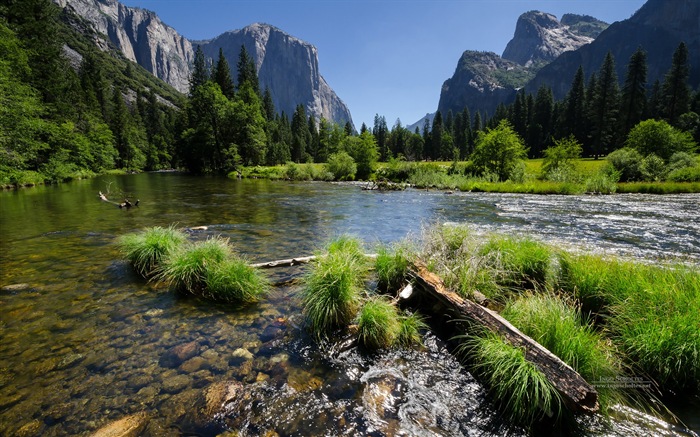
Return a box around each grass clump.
[357,297,402,349]
[117,226,187,277]
[204,256,270,303]
[465,332,562,427]
[479,235,553,290]
[501,294,625,411]
[375,243,412,292]
[397,312,427,347]
[608,266,700,393]
[302,239,368,337]
[156,236,232,295]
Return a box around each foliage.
[471,120,528,182]
[357,297,401,350]
[667,165,700,182]
[326,151,356,181]
[117,226,187,277]
[541,136,582,178]
[344,131,378,180]
[606,147,644,182]
[625,119,696,161]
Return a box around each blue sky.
[122,0,647,129]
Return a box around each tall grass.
[302,246,367,337]
[357,297,401,350]
[117,226,187,277]
[397,312,427,347]
[204,256,270,303]
[501,294,625,411]
[156,236,232,294]
[464,332,562,427]
[374,243,412,292]
[479,235,553,291]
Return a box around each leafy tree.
[541,136,582,177]
[471,120,528,181]
[589,52,620,158]
[625,119,696,161]
[345,130,378,179]
[326,151,356,180]
[619,48,647,138]
[661,42,691,126]
[213,47,235,100]
[232,82,267,165]
[606,147,644,182]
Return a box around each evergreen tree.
[262,87,275,120]
[344,122,354,136]
[373,114,389,161]
[430,111,444,160]
[291,104,310,162]
[360,122,369,135]
[589,53,620,158]
[190,45,209,94]
[647,79,662,120]
[308,115,320,161]
[237,45,260,95]
[661,42,691,126]
[619,47,648,138]
[528,86,554,157]
[560,66,586,144]
[472,111,483,144]
[511,89,528,140]
[213,48,235,100]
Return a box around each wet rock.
[360,368,405,434]
[57,353,84,370]
[201,348,219,360]
[129,373,152,390]
[287,369,323,392]
[255,372,270,383]
[159,341,201,368]
[229,348,253,365]
[181,380,243,433]
[144,308,164,318]
[0,391,24,409]
[161,374,191,394]
[89,411,149,437]
[15,419,42,436]
[46,402,72,424]
[1,283,31,293]
[136,385,160,405]
[179,356,208,373]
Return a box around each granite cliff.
[54,0,353,126]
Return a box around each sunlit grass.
[374,242,412,292]
[156,236,232,294]
[397,311,427,347]
[204,256,270,303]
[357,296,401,350]
[117,225,187,277]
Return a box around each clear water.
[0,173,698,436]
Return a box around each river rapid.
[1,173,698,436]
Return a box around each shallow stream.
[1,173,698,436]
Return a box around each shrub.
[606,147,644,182]
[471,120,528,182]
[667,165,700,182]
[204,256,269,303]
[117,226,187,277]
[541,136,583,179]
[326,151,356,181]
[357,297,401,350]
[583,168,618,193]
[625,119,696,161]
[156,237,232,294]
[667,151,697,173]
[641,154,667,181]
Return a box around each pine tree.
[291,104,310,162]
[560,66,586,144]
[528,86,554,157]
[213,48,235,100]
[237,45,259,95]
[511,89,528,140]
[190,45,209,94]
[589,52,620,158]
[262,87,275,120]
[430,111,444,160]
[661,42,691,126]
[373,114,389,161]
[619,47,648,138]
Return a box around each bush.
[606,147,644,182]
[625,119,696,161]
[326,151,356,181]
[541,136,583,179]
[583,169,618,193]
[667,151,697,173]
[641,154,667,182]
[667,165,700,182]
[118,226,187,277]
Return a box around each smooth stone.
[161,374,191,394]
[229,348,253,365]
[179,356,208,373]
[159,341,201,368]
[89,411,149,437]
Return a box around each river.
[0,172,698,436]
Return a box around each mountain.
[54,0,354,127]
[195,23,353,126]
[525,0,700,99]
[434,11,607,121]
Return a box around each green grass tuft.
[204,256,270,303]
[375,243,412,292]
[479,235,554,291]
[117,225,187,277]
[156,236,232,295]
[397,311,427,347]
[466,332,562,427]
[357,297,402,350]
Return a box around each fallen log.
[408,261,599,414]
[98,191,139,209]
[251,253,377,269]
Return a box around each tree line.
[1,0,698,186]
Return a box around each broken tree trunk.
[408,261,599,414]
[98,191,139,209]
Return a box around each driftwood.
[251,256,317,269]
[99,191,139,209]
[408,261,599,414]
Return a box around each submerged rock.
[159,341,201,368]
[89,411,149,437]
[181,380,244,434]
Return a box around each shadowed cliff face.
[54,1,354,127]
[526,0,700,99]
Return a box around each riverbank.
[234,159,700,195]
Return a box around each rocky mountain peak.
[502,10,606,67]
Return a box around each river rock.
[15,419,42,436]
[162,374,191,394]
[159,341,201,368]
[180,356,208,373]
[181,380,244,433]
[89,411,149,437]
[230,348,253,365]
